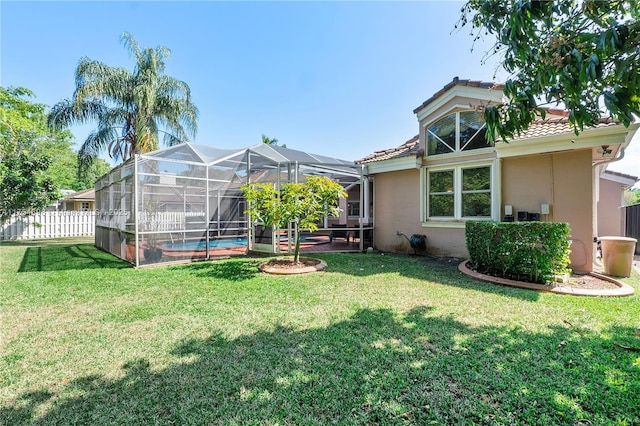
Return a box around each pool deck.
[155,234,367,262]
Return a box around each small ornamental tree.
[242,175,347,263]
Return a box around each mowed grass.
[1,238,639,425]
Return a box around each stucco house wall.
[502,149,593,272]
[373,169,424,254]
[598,177,624,237]
[597,172,637,237]
[359,78,639,273]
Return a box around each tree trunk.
[293,223,301,263]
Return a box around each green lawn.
[1,238,639,425]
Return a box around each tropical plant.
[242,176,346,263]
[459,0,640,142]
[261,134,286,148]
[47,32,198,171]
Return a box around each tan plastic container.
[600,236,637,277]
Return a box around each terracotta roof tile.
[510,117,619,141]
[64,188,95,200]
[356,135,420,164]
[358,117,623,165]
[413,77,504,115]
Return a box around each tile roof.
[357,117,623,165]
[413,77,504,115]
[603,169,638,182]
[361,76,624,165]
[356,135,420,164]
[64,188,95,200]
[509,117,619,141]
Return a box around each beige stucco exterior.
[373,169,425,254]
[372,169,469,258]
[597,175,632,237]
[62,200,95,211]
[501,149,593,272]
[371,149,598,271]
[361,78,639,274]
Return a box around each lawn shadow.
[17,243,128,272]
[3,307,638,425]
[319,252,543,301]
[176,257,262,282]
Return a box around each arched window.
[426,111,491,156]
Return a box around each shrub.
[465,221,571,284]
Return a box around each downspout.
[591,144,629,265]
[592,144,629,218]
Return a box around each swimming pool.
[160,237,247,251]
[159,234,327,251]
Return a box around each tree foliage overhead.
[242,176,346,263]
[47,32,198,171]
[1,87,61,221]
[459,0,640,142]
[1,86,113,222]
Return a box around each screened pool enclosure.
[95,143,373,266]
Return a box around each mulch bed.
[261,257,322,270]
[566,273,620,290]
[258,257,327,275]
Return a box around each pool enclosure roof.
[138,142,363,182]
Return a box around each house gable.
[359,76,639,169]
[413,77,504,122]
[358,76,640,273]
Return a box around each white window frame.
[422,160,500,224]
[425,110,493,157]
[347,200,360,218]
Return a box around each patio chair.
[362,225,374,246]
[351,225,373,247]
[329,224,350,243]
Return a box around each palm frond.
[161,132,184,147]
[121,32,142,64]
[47,98,109,130]
[52,33,198,167]
[75,59,133,109]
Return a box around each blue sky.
[1,1,638,180]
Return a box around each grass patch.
[1,238,639,425]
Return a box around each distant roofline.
[603,169,638,183]
[64,188,95,200]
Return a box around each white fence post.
[1,211,96,240]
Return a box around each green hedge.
[465,221,571,284]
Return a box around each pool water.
[160,234,324,251]
[161,237,247,251]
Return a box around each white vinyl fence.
[1,211,95,240]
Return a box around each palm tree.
[261,134,286,148]
[48,32,198,170]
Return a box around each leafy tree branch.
[459,0,640,141]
